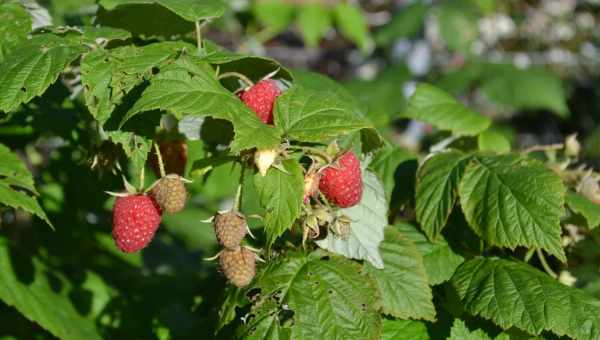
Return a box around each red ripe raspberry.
[319,152,363,208]
[239,80,281,124]
[112,195,162,253]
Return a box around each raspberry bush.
[1,1,600,340]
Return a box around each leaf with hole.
[0,34,87,112]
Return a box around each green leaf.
[416,150,472,240]
[316,170,387,268]
[364,227,436,320]
[370,145,415,202]
[245,251,382,339]
[122,55,281,152]
[0,144,51,227]
[382,319,430,340]
[458,154,566,261]
[0,238,102,340]
[0,34,87,112]
[481,64,569,117]
[375,2,428,46]
[402,84,491,136]
[437,1,479,53]
[81,42,189,125]
[478,129,511,153]
[206,54,292,84]
[566,191,600,229]
[43,26,132,45]
[217,286,248,332]
[292,69,360,107]
[345,64,411,128]
[105,131,152,186]
[237,298,291,340]
[0,2,31,62]
[452,257,600,339]
[76,26,132,43]
[96,3,194,37]
[291,70,385,151]
[333,3,370,52]
[274,85,373,144]
[98,0,225,22]
[252,0,296,34]
[297,3,331,47]
[447,319,492,340]
[395,223,464,285]
[254,159,304,247]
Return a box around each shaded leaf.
[98,0,225,22]
[81,42,190,125]
[0,144,51,227]
[370,145,415,202]
[0,34,87,112]
[364,227,436,320]
[217,286,249,332]
[382,319,430,340]
[447,319,492,340]
[395,223,464,285]
[105,131,152,185]
[0,238,102,340]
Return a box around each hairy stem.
[536,249,558,279]
[154,143,166,178]
[233,163,246,212]
[218,72,254,88]
[195,21,203,53]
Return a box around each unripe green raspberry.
[150,174,187,214]
[214,211,247,250]
[219,247,256,288]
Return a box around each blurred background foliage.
[1,0,600,339]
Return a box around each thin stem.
[139,166,145,191]
[154,143,166,178]
[521,143,563,155]
[288,145,331,163]
[233,163,246,212]
[218,72,254,88]
[195,20,203,53]
[536,249,558,278]
[524,248,535,262]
